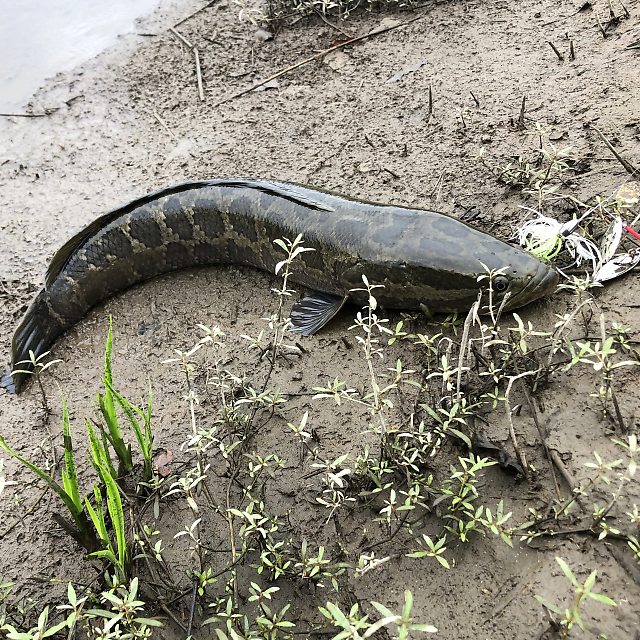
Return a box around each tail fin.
[5,290,63,393]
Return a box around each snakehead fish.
[5,178,558,392]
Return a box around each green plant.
[96,318,133,475]
[107,384,154,482]
[1,605,68,640]
[534,557,617,637]
[85,577,162,638]
[84,470,128,583]
[0,400,97,553]
[319,590,436,639]
[10,350,61,415]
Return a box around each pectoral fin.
[0,368,16,394]
[290,293,347,336]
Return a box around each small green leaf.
[587,592,617,607]
[556,557,578,587]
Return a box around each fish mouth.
[504,262,559,310]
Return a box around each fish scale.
[4,178,559,392]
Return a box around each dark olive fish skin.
[6,178,558,392]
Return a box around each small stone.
[254,29,273,42]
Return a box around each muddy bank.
[1,0,639,637]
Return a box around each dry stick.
[517,95,526,129]
[504,372,535,476]
[213,14,425,108]
[0,486,49,538]
[595,9,607,37]
[159,603,188,633]
[170,28,207,102]
[0,111,51,118]
[427,84,433,120]
[590,125,638,176]
[619,0,630,18]
[169,26,193,49]
[151,107,198,158]
[518,384,562,500]
[547,449,589,512]
[194,47,205,102]
[186,578,198,639]
[455,300,476,403]
[313,7,353,38]
[548,41,564,61]
[152,109,177,141]
[174,0,218,28]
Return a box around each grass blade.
[61,397,82,513]
[0,435,80,519]
[106,381,154,480]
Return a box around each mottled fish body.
[6,178,558,391]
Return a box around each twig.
[313,8,352,37]
[0,486,49,537]
[517,95,526,129]
[455,303,475,402]
[548,449,589,512]
[548,41,564,61]
[608,543,640,585]
[174,0,217,28]
[194,47,205,102]
[595,9,607,37]
[152,109,178,141]
[430,170,447,204]
[528,524,631,543]
[598,314,626,431]
[619,0,630,18]
[542,15,572,27]
[361,512,411,552]
[213,14,425,107]
[518,385,562,500]
[504,371,537,477]
[169,25,206,103]
[590,125,638,175]
[159,603,188,632]
[186,578,198,638]
[169,26,193,49]
[0,111,53,118]
[489,577,531,620]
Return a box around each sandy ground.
[1,0,640,637]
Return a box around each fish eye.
[493,275,509,293]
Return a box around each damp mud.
[1,0,639,637]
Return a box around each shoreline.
[1,1,639,637]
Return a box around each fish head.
[490,254,559,311]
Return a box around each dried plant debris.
[263,0,415,21]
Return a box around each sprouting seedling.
[534,557,617,637]
[11,350,61,414]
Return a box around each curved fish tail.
[5,290,63,393]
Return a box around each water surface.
[0,0,159,111]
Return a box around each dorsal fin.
[45,181,213,288]
[205,178,336,213]
[45,178,335,289]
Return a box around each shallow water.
[0,0,159,111]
